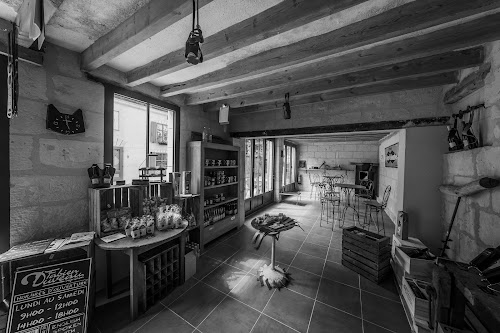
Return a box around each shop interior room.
[2,0,500,333]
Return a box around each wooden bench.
[279,192,302,205]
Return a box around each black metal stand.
[440,196,462,257]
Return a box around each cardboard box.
[402,277,430,322]
[185,251,197,281]
[395,246,435,282]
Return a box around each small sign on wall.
[298,160,306,169]
[385,143,399,168]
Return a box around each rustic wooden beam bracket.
[444,63,491,104]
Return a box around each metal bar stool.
[355,179,374,214]
[363,185,391,235]
[309,173,321,200]
[319,182,340,230]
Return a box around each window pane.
[291,147,296,184]
[253,139,264,195]
[286,146,292,185]
[150,104,175,175]
[265,140,274,192]
[245,139,253,199]
[113,94,147,184]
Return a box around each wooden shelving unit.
[187,141,241,251]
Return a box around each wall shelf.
[204,197,238,210]
[205,182,238,190]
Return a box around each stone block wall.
[9,44,219,246]
[442,40,500,262]
[10,44,105,245]
[297,141,378,192]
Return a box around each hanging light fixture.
[185,0,204,65]
[283,93,291,119]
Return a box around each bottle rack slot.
[141,244,179,312]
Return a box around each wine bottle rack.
[140,244,179,312]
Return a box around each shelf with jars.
[187,141,241,249]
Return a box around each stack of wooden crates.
[341,226,391,283]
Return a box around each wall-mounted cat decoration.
[46,104,85,135]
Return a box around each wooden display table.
[96,228,186,320]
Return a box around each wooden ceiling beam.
[198,47,483,110]
[161,0,500,98]
[81,0,215,71]
[222,72,458,114]
[187,14,500,105]
[126,0,368,86]
[230,117,450,138]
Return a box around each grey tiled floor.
[91,196,410,333]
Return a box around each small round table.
[250,215,302,289]
[336,183,366,227]
[96,227,187,320]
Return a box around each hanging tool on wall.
[458,103,484,150]
[438,177,500,257]
[6,22,19,119]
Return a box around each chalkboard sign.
[6,258,92,333]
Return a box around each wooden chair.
[362,185,391,235]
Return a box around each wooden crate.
[395,246,434,282]
[402,277,430,322]
[342,226,391,283]
[140,244,180,312]
[89,185,146,237]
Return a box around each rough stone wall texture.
[297,141,378,192]
[229,87,448,133]
[442,40,500,262]
[10,44,105,245]
[378,131,403,223]
[9,44,220,246]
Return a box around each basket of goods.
[139,217,147,237]
[101,207,131,235]
[145,215,155,235]
[130,217,142,239]
[143,197,169,216]
[156,204,188,231]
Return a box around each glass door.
[244,138,275,215]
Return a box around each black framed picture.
[298,160,307,169]
[385,143,399,168]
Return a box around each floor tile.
[93,297,165,333]
[291,252,325,276]
[322,261,359,288]
[202,263,247,293]
[230,274,274,311]
[137,308,193,333]
[194,255,222,280]
[169,281,226,327]
[360,274,400,302]
[286,267,321,299]
[326,248,342,264]
[308,301,363,333]
[361,291,412,333]
[263,288,314,333]
[251,315,298,333]
[225,250,263,273]
[204,243,239,262]
[264,247,298,266]
[305,233,331,247]
[276,235,303,252]
[198,296,260,333]
[283,228,308,242]
[329,232,343,249]
[317,278,361,317]
[363,321,394,333]
[161,277,199,306]
[299,242,328,259]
